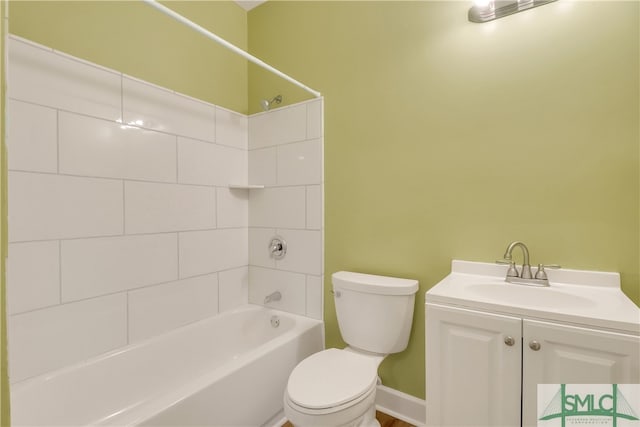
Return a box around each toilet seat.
[285,381,376,417]
[286,348,379,411]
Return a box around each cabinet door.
[522,319,640,427]
[425,303,522,427]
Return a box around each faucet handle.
[534,264,561,280]
[497,260,520,277]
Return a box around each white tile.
[128,274,219,343]
[277,139,322,185]
[178,137,247,186]
[123,77,215,142]
[8,38,122,121]
[61,234,178,302]
[179,229,248,278]
[306,185,322,230]
[125,182,215,234]
[59,112,177,183]
[7,241,60,315]
[8,293,127,383]
[219,267,249,312]
[7,100,57,173]
[275,229,322,275]
[306,275,323,320]
[249,104,307,149]
[306,99,323,140]
[216,187,248,228]
[249,228,277,269]
[248,267,306,316]
[249,186,306,229]
[248,147,277,186]
[216,107,248,149]
[8,172,123,242]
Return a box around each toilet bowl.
[284,272,419,427]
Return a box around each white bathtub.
[11,305,324,426]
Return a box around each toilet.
[284,271,419,427]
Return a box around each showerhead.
[260,95,282,111]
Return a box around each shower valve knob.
[269,236,287,260]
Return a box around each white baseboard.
[263,410,286,427]
[375,385,426,427]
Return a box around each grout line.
[125,292,130,344]
[56,109,60,173]
[248,136,320,152]
[275,144,280,185]
[10,233,123,245]
[248,264,316,277]
[122,180,126,235]
[304,185,308,229]
[304,274,309,316]
[175,136,179,183]
[213,103,217,144]
[177,232,181,279]
[8,97,121,128]
[7,169,220,189]
[305,104,309,141]
[10,268,242,318]
[7,97,243,150]
[120,74,124,122]
[214,188,218,229]
[216,272,220,314]
[9,227,248,245]
[58,240,63,304]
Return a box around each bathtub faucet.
[264,291,282,304]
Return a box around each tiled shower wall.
[248,100,324,319]
[6,35,323,384]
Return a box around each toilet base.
[287,406,379,427]
[357,405,380,427]
[284,384,378,427]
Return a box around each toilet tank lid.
[332,271,419,295]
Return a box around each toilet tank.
[332,271,419,354]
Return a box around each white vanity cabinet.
[425,260,640,427]
[426,303,640,427]
[425,304,521,427]
[521,319,639,426]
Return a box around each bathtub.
[11,305,324,426]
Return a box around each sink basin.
[465,283,597,309]
[426,260,639,333]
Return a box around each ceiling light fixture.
[468,0,556,23]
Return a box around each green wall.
[248,1,640,399]
[2,0,639,409]
[9,0,248,114]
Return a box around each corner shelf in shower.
[228,184,265,190]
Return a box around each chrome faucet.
[264,291,282,304]
[502,241,533,279]
[497,241,561,287]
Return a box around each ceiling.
[234,1,267,11]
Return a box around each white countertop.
[426,260,640,335]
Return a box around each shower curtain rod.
[143,0,322,98]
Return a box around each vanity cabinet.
[425,303,640,427]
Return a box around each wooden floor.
[282,410,415,427]
[376,411,416,427]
